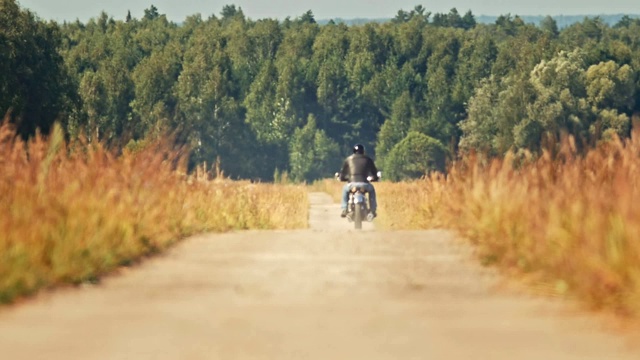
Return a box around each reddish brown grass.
[0,123,307,304]
[377,135,640,318]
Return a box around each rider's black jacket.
[339,154,379,183]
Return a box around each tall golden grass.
[0,123,307,304]
[309,178,343,202]
[377,135,640,317]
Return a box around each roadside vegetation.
[376,134,640,318]
[3,0,640,183]
[4,0,640,320]
[0,122,307,304]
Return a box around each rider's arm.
[339,159,349,182]
[368,158,379,181]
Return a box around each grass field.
[375,136,640,318]
[6,116,640,319]
[0,123,308,304]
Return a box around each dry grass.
[377,135,640,318]
[0,123,307,304]
[309,178,343,203]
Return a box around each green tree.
[526,49,591,146]
[143,5,160,21]
[22,1,639,181]
[614,15,639,29]
[384,132,447,181]
[130,41,182,138]
[222,15,253,95]
[452,32,498,116]
[96,53,136,143]
[176,23,246,173]
[220,4,242,19]
[135,13,175,56]
[345,24,378,92]
[289,115,340,182]
[495,15,527,36]
[585,61,636,138]
[540,16,559,37]
[390,17,425,68]
[363,62,418,121]
[0,0,71,138]
[299,10,316,24]
[392,10,409,24]
[313,23,359,146]
[243,60,298,175]
[375,92,412,165]
[459,76,501,154]
[459,74,535,155]
[420,28,463,143]
[446,8,463,28]
[274,20,319,122]
[585,61,636,111]
[461,11,477,30]
[244,61,282,143]
[77,70,107,139]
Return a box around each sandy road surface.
[0,192,638,359]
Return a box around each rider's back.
[341,154,378,183]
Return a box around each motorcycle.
[335,171,382,230]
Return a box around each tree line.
[2,0,639,181]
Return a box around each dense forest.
[328,14,640,28]
[2,0,639,181]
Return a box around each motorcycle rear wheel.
[354,204,362,229]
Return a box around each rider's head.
[353,144,365,155]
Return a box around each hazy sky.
[16,0,640,23]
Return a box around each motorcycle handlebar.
[335,171,383,182]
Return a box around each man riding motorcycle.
[338,144,379,218]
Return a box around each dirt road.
[0,192,637,359]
